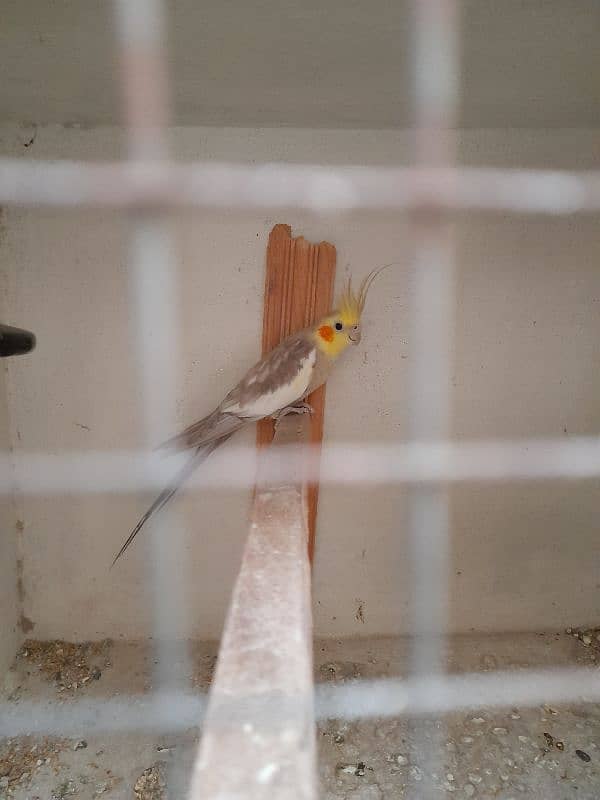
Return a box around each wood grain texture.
[257,224,336,562]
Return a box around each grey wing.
[220,332,315,417]
[162,332,315,452]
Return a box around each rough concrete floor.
[1,632,599,799]
[316,632,600,800]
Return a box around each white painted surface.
[1,125,600,640]
[189,416,315,800]
[1,1,600,129]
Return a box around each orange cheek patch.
[318,325,334,343]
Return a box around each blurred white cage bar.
[406,0,460,796]
[2,0,600,799]
[4,435,600,494]
[2,161,600,213]
[113,0,192,700]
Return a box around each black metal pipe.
[0,323,36,357]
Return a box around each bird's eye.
[335,321,343,331]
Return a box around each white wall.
[1,124,599,640]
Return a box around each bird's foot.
[272,402,314,429]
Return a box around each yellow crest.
[336,263,393,325]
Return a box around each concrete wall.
[2,0,600,129]
[0,124,599,640]
[0,252,21,675]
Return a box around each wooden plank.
[257,224,336,561]
[188,414,315,800]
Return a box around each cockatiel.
[112,264,389,565]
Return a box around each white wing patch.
[225,349,316,418]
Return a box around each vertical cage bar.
[407,0,460,797]
[112,0,190,696]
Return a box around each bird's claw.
[272,402,314,429]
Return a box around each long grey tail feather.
[111,435,230,567]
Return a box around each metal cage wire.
[1,0,599,797]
